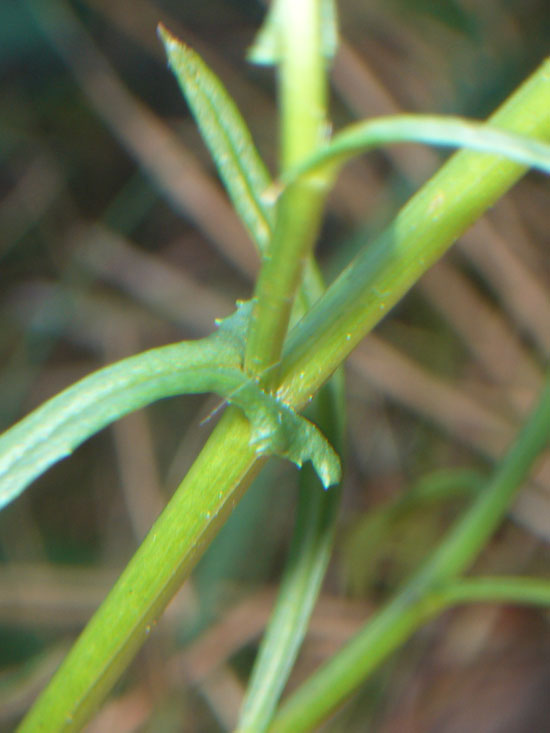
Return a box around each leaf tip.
[156,22,171,46]
[157,23,185,61]
[317,455,342,490]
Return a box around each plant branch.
[269,379,550,732]
[278,59,550,404]
[237,260,346,732]
[17,57,550,732]
[245,0,330,383]
[428,576,550,608]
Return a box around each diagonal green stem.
[278,58,550,404]
[17,407,261,733]
[269,379,550,732]
[17,58,550,732]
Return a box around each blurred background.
[1,0,549,730]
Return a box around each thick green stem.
[278,57,550,404]
[18,59,550,732]
[269,380,550,732]
[17,408,261,732]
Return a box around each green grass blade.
[342,469,484,594]
[158,24,273,254]
[284,113,550,187]
[0,341,238,511]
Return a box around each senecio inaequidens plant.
[3,2,550,731]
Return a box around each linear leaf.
[283,114,550,187]
[158,24,274,254]
[0,302,340,510]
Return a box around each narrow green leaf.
[158,24,273,254]
[0,302,340,510]
[283,114,550,187]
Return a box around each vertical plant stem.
[270,380,550,732]
[245,0,329,383]
[277,0,326,171]
[239,253,346,732]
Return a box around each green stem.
[269,380,550,732]
[17,408,261,733]
[278,0,326,171]
[277,58,550,404]
[428,576,550,608]
[245,0,328,382]
[239,254,346,732]
[244,187,327,382]
[18,59,550,732]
